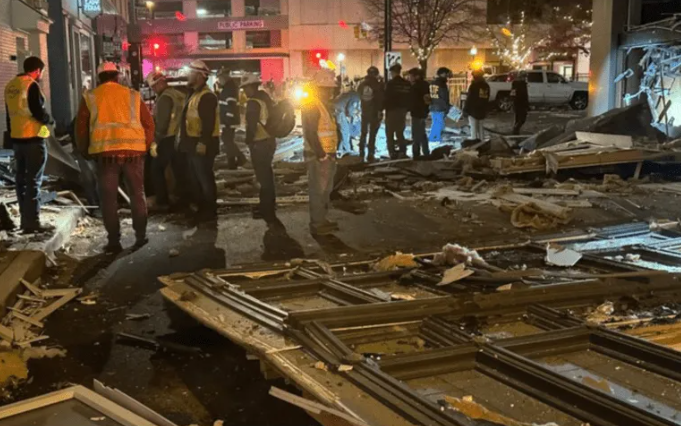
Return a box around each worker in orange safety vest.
[75,62,155,253]
[301,70,339,236]
[4,56,54,233]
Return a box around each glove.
[150,143,158,158]
[196,142,207,156]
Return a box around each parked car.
[487,70,589,111]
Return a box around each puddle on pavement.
[541,359,681,423]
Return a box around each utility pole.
[128,0,143,90]
[384,0,392,79]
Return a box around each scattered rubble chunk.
[587,302,616,324]
[582,376,613,394]
[314,361,329,372]
[169,249,180,257]
[438,264,475,286]
[445,396,559,426]
[545,244,583,267]
[433,244,485,267]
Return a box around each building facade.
[0,0,51,135]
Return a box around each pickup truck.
[486,70,589,111]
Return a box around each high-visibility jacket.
[249,98,271,142]
[308,99,338,155]
[84,82,146,154]
[185,85,220,138]
[4,75,50,139]
[155,87,185,138]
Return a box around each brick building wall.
[0,1,25,134]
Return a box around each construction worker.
[302,70,339,235]
[242,73,277,223]
[409,67,431,159]
[512,71,530,135]
[4,56,54,233]
[146,71,186,211]
[429,67,452,143]
[357,66,384,162]
[464,69,491,141]
[384,63,411,159]
[217,68,246,169]
[178,60,220,223]
[75,62,155,253]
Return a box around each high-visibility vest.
[186,85,220,138]
[4,75,50,139]
[84,82,146,155]
[307,99,338,154]
[155,87,185,138]
[248,98,271,142]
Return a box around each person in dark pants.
[76,62,155,253]
[242,73,277,223]
[217,68,246,169]
[429,67,452,143]
[384,64,412,159]
[4,56,53,233]
[178,60,220,223]
[356,66,384,162]
[512,71,529,135]
[408,67,431,159]
[146,71,186,211]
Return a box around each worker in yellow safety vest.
[75,62,155,253]
[301,70,340,236]
[146,71,186,211]
[3,56,54,234]
[177,60,220,223]
[242,73,277,223]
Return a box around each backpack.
[263,99,296,138]
[360,84,375,102]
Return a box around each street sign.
[82,0,102,17]
[217,20,265,30]
[385,51,402,69]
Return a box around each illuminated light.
[182,66,189,72]
[501,27,513,37]
[153,43,160,50]
[175,11,186,21]
[470,60,484,71]
[319,59,329,69]
[469,46,478,56]
[339,20,348,29]
[337,53,345,62]
[315,53,322,59]
[197,8,207,15]
[145,1,154,8]
[326,60,336,70]
[155,66,161,71]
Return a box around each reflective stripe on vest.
[4,75,50,139]
[315,100,338,154]
[156,87,186,138]
[249,98,270,141]
[186,86,220,138]
[85,82,146,155]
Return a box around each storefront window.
[199,32,233,50]
[80,35,93,92]
[245,0,280,16]
[246,30,281,49]
[197,0,231,18]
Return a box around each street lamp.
[337,53,346,62]
[469,46,478,56]
[145,1,154,8]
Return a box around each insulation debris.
[373,253,418,271]
[432,244,485,267]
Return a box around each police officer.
[429,67,452,143]
[146,71,186,211]
[4,56,54,233]
[512,71,530,135]
[302,70,339,235]
[357,66,384,162]
[217,68,246,169]
[178,60,220,223]
[75,62,155,253]
[384,64,411,159]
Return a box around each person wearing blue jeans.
[428,67,452,143]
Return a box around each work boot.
[133,236,149,249]
[22,223,55,235]
[103,241,123,254]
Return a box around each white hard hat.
[239,73,262,88]
[187,60,211,76]
[97,62,119,75]
[145,71,165,87]
[313,70,336,88]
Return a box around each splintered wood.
[0,279,81,348]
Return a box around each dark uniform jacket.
[384,76,411,111]
[463,77,491,120]
[410,80,431,119]
[219,79,240,128]
[511,80,529,110]
[357,76,384,118]
[429,76,450,113]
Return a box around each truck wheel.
[570,92,588,110]
[496,93,513,112]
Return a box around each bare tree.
[361,0,484,75]
[536,1,592,60]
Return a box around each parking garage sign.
[217,20,265,31]
[82,0,102,17]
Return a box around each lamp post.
[384,0,392,79]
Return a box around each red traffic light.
[175,11,186,21]
[153,43,160,50]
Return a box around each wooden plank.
[0,251,45,316]
[31,288,81,322]
[11,311,45,328]
[270,387,369,426]
[0,324,13,342]
[512,188,580,197]
[575,132,633,148]
[498,193,572,219]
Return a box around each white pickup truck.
[487,70,589,111]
